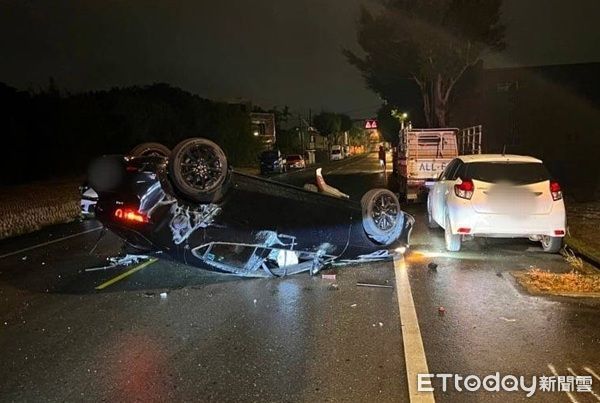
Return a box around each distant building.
[250,112,277,150]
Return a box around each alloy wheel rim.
[372,193,398,231]
[179,144,224,191]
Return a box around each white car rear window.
[462,162,550,185]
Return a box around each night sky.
[1,0,599,117]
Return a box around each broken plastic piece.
[84,254,150,272]
[356,282,393,289]
[321,274,336,280]
[315,168,350,199]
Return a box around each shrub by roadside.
[0,179,81,240]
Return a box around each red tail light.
[454,179,474,200]
[114,208,148,223]
[550,181,562,201]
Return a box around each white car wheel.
[444,215,461,252]
[541,235,562,253]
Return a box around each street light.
[391,110,409,130]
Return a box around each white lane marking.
[394,257,435,403]
[567,367,600,401]
[0,226,102,260]
[548,364,579,403]
[585,367,600,383]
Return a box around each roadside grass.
[514,268,600,295]
[0,178,81,240]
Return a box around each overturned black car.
[89,138,414,277]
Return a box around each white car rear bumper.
[448,202,566,238]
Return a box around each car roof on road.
[458,154,542,163]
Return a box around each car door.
[431,159,459,224]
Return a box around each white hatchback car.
[427,154,566,253]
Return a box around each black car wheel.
[129,142,170,158]
[361,189,404,245]
[168,138,229,203]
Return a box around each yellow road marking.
[95,258,158,290]
[394,257,436,403]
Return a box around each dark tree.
[313,111,341,138]
[339,114,353,133]
[376,104,401,145]
[345,0,505,127]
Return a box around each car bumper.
[448,203,566,238]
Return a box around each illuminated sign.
[365,119,377,129]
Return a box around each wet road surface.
[0,152,599,402]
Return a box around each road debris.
[160,292,168,299]
[438,306,446,316]
[427,262,438,271]
[328,283,339,291]
[350,303,357,308]
[321,274,336,280]
[84,254,151,272]
[499,316,516,322]
[356,282,393,289]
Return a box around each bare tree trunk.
[414,76,432,127]
[422,90,432,127]
[434,75,448,127]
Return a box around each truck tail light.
[454,179,474,200]
[550,181,562,201]
[114,208,148,223]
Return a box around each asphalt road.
[0,152,599,402]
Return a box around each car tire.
[444,215,461,252]
[129,142,170,158]
[541,236,562,253]
[361,189,404,245]
[168,138,229,203]
[427,199,439,229]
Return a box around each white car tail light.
[454,179,474,200]
[550,181,563,201]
